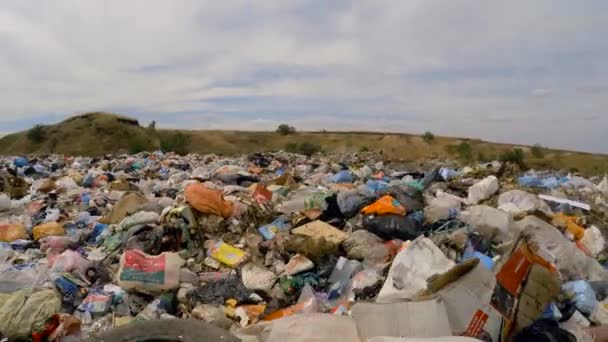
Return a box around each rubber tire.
[87,319,240,342]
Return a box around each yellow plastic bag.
[32,222,65,241]
[361,195,406,216]
[552,213,585,241]
[0,222,28,242]
[207,241,248,267]
[185,183,234,218]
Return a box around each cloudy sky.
[1,1,607,152]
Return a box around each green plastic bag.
[0,289,61,339]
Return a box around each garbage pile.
[2,152,608,341]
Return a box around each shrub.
[456,141,473,161]
[27,124,46,143]
[129,138,148,154]
[284,142,321,156]
[160,132,191,155]
[285,142,299,153]
[499,148,526,168]
[359,145,370,153]
[477,152,486,162]
[531,144,545,159]
[422,131,435,143]
[276,124,296,135]
[298,142,321,156]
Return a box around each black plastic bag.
[190,277,253,305]
[514,319,575,342]
[362,214,426,240]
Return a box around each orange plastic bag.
[32,222,65,241]
[185,183,234,218]
[0,222,28,242]
[361,195,406,216]
[552,213,585,241]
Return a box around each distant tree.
[422,131,435,143]
[531,144,545,159]
[27,124,46,143]
[276,124,296,135]
[148,120,157,130]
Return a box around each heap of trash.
[2,151,608,341]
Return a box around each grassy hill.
[1,112,607,175]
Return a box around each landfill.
[1,152,608,341]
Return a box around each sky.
[1,1,607,153]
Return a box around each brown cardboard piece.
[352,298,452,341]
[292,220,349,245]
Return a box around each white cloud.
[531,88,553,96]
[0,0,607,152]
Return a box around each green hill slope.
[1,112,607,175]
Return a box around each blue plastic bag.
[562,280,598,315]
[13,157,28,168]
[365,180,389,193]
[462,250,494,270]
[329,170,353,183]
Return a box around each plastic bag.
[190,276,253,305]
[0,261,50,293]
[377,237,454,303]
[328,170,353,184]
[0,222,27,242]
[362,214,425,240]
[50,250,90,278]
[342,230,389,264]
[0,194,10,212]
[518,216,608,281]
[581,226,606,257]
[118,250,184,292]
[0,289,62,340]
[552,213,585,241]
[424,192,462,223]
[457,205,515,243]
[263,284,320,321]
[361,195,406,216]
[119,211,159,230]
[563,281,598,315]
[279,190,328,214]
[467,176,499,204]
[185,183,234,218]
[337,189,375,218]
[32,222,65,241]
[497,190,552,217]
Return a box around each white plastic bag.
[376,237,454,303]
[467,176,499,204]
[424,191,463,223]
[581,225,606,258]
[497,190,552,217]
[458,205,515,243]
[0,194,10,212]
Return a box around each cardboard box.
[352,298,452,341]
